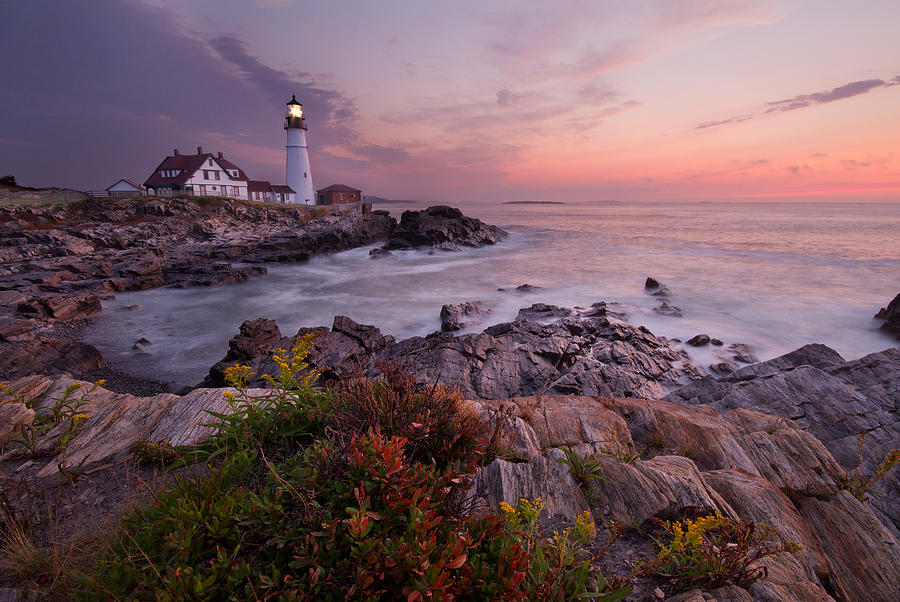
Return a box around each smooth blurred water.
[84,200,900,389]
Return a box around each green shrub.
[81,340,627,600]
[647,514,801,592]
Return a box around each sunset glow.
[1,0,898,202]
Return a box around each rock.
[513,283,541,292]
[874,292,900,339]
[580,301,629,321]
[710,338,723,346]
[668,345,900,531]
[515,303,575,322]
[0,337,106,379]
[205,309,707,400]
[470,449,590,522]
[709,362,735,374]
[380,205,507,251]
[644,276,671,297]
[0,318,36,342]
[368,247,393,258]
[687,334,710,346]
[440,301,493,332]
[796,492,900,601]
[653,300,683,317]
[726,343,758,364]
[17,291,101,322]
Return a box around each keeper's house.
[317,184,361,205]
[143,147,250,198]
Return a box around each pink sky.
[1,0,898,201]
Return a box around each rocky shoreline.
[1,198,898,600]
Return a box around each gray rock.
[687,333,710,346]
[874,292,900,339]
[440,301,493,332]
[380,205,507,251]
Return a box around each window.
[214,171,220,181]
[304,172,307,178]
[203,170,210,180]
[339,193,344,200]
[232,171,238,177]
[208,159,213,166]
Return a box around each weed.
[130,439,181,466]
[558,446,609,504]
[677,445,699,461]
[764,425,777,435]
[837,433,900,502]
[648,431,667,450]
[499,500,632,601]
[647,514,801,591]
[600,428,641,464]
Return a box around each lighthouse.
[285,95,315,204]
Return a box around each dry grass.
[0,504,101,599]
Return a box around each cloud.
[696,115,753,129]
[696,76,897,130]
[842,159,871,170]
[496,88,525,108]
[766,79,887,113]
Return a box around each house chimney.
[197,146,203,154]
[217,151,223,159]
[174,148,179,156]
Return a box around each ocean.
[84,200,900,390]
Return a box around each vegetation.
[558,446,608,503]
[646,514,802,592]
[598,428,640,464]
[1,381,97,483]
[81,339,630,600]
[837,433,900,502]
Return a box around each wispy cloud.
[696,75,899,130]
[766,79,888,112]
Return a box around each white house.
[248,180,296,204]
[143,147,249,198]
[106,178,144,197]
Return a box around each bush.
[82,341,627,600]
[647,514,801,592]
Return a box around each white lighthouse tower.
[285,95,315,204]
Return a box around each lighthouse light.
[289,105,303,118]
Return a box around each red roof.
[317,184,361,194]
[271,185,294,194]
[248,180,272,193]
[143,151,248,189]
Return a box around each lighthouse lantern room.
[285,95,315,204]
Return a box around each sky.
[1,0,898,202]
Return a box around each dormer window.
[208,158,213,166]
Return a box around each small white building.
[106,178,144,197]
[143,147,249,198]
[248,180,295,204]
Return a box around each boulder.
[0,337,106,379]
[440,301,493,332]
[874,292,900,339]
[687,334,710,347]
[380,205,508,251]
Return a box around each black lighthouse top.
[285,95,307,130]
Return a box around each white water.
[84,200,900,390]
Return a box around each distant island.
[502,200,565,205]
[364,195,424,204]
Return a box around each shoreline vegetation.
[1,191,898,599]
